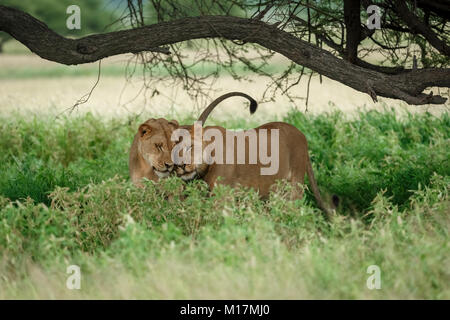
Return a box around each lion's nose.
[165,162,173,170]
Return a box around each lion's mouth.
[153,166,172,178]
[180,170,198,181]
[175,165,198,181]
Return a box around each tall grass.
[285,109,449,212]
[0,109,448,299]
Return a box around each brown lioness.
[129,118,179,187]
[129,92,257,187]
[173,122,335,219]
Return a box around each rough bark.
[0,5,449,105]
[343,0,361,63]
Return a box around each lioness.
[173,122,334,219]
[129,118,179,187]
[129,92,257,187]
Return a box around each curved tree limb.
[0,5,449,105]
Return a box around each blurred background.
[1,0,448,121]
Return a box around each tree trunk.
[0,38,5,53]
[343,0,361,63]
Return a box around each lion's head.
[137,118,179,178]
[173,124,212,181]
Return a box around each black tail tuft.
[332,194,340,208]
[249,99,258,114]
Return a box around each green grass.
[0,109,448,299]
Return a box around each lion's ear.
[139,124,152,137]
[168,119,179,128]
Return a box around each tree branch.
[0,5,448,105]
[392,0,450,57]
[416,0,450,20]
[292,16,406,74]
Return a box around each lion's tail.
[305,153,334,220]
[197,92,257,126]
